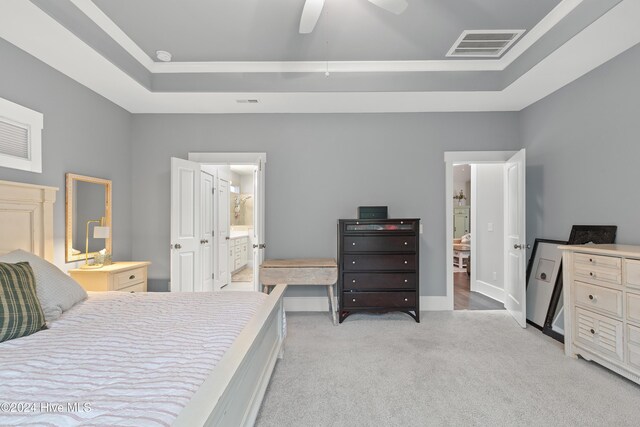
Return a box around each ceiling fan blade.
[299,0,326,34]
[368,0,408,15]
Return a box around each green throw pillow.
[0,262,46,343]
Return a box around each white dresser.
[561,244,640,384]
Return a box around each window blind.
[0,119,29,159]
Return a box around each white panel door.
[504,149,527,328]
[201,172,214,292]
[217,178,230,289]
[170,157,201,292]
[252,161,266,291]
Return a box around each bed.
[0,179,286,426]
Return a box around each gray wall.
[521,43,640,246]
[130,113,520,296]
[0,39,133,269]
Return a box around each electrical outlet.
[492,271,497,280]
[420,224,423,234]
[488,222,494,232]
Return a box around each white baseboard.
[284,296,453,312]
[473,280,504,303]
[420,296,452,311]
[284,297,332,312]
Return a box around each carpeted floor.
[255,311,640,426]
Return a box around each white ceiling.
[230,165,257,176]
[1,0,638,113]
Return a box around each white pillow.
[0,250,87,322]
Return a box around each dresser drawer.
[343,221,416,233]
[574,307,623,362]
[627,292,640,324]
[343,273,416,290]
[344,254,416,271]
[574,281,622,318]
[574,253,621,270]
[628,324,640,371]
[344,235,416,253]
[113,268,146,290]
[342,291,415,309]
[119,282,146,293]
[626,259,640,290]
[574,266,621,287]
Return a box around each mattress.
[0,290,268,426]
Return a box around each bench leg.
[327,284,337,326]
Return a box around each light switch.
[419,224,424,234]
[488,222,494,232]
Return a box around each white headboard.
[0,179,57,262]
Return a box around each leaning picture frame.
[525,238,567,330]
[542,225,617,342]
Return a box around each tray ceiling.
[91,0,560,62]
[1,0,637,113]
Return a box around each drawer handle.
[352,279,356,283]
[588,294,594,301]
[404,298,408,302]
[352,298,356,302]
[404,260,408,264]
[404,279,408,283]
[352,242,356,246]
[590,328,595,335]
[352,261,356,265]
[589,272,595,277]
[404,242,408,245]
[129,275,136,280]
[589,258,593,263]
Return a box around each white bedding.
[0,291,268,426]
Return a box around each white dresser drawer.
[113,267,146,290]
[627,292,640,324]
[628,325,640,371]
[575,253,621,270]
[626,259,640,290]
[119,282,146,293]
[574,307,623,362]
[574,266,622,287]
[574,281,622,318]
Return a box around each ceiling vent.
[236,99,259,104]
[446,30,525,58]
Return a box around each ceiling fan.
[299,0,408,34]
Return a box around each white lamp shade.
[93,226,110,239]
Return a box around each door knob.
[259,243,267,249]
[225,236,230,240]
[513,244,531,250]
[173,243,182,249]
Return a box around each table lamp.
[81,218,110,269]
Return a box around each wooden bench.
[260,258,338,325]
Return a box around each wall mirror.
[65,173,112,263]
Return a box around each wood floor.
[454,272,504,310]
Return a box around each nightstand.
[69,261,151,292]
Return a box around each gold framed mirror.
[65,173,112,263]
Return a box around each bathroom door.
[217,178,231,289]
[170,157,201,292]
[252,159,266,291]
[200,172,214,292]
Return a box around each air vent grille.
[446,30,525,58]
[0,119,29,159]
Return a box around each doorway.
[228,164,257,291]
[169,153,266,294]
[444,150,527,327]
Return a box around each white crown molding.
[69,0,155,69]
[68,0,582,74]
[1,0,638,114]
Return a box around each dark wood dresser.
[337,218,420,323]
